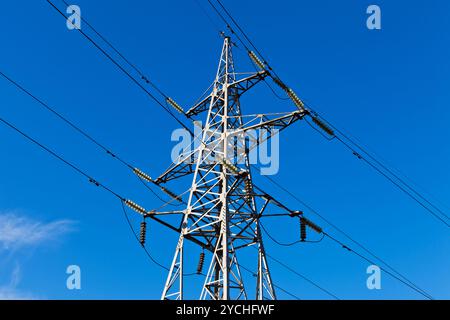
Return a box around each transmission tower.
[151,37,309,300]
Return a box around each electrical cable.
[0,115,125,201]
[263,251,340,300]
[201,0,446,297]
[121,201,170,271]
[307,107,450,226]
[192,0,223,36]
[0,69,169,204]
[322,231,434,300]
[47,0,443,298]
[239,264,302,300]
[262,173,434,299]
[259,221,301,247]
[46,0,193,136]
[334,133,450,227]
[206,0,252,52]
[208,0,450,228]
[60,0,170,99]
[0,112,194,276]
[121,201,198,276]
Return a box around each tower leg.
[161,235,184,300]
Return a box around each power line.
[202,0,445,296]
[201,1,441,294]
[262,174,434,300]
[0,69,168,204]
[206,0,252,52]
[259,197,433,299]
[121,201,198,276]
[121,201,170,271]
[335,133,450,227]
[46,0,193,135]
[263,251,340,300]
[260,216,433,299]
[1,76,306,300]
[259,220,301,247]
[239,264,302,300]
[213,0,281,80]
[45,0,443,299]
[208,0,450,228]
[0,114,124,201]
[322,231,434,300]
[192,0,223,36]
[0,111,193,275]
[59,0,169,99]
[307,107,450,227]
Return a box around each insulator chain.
[244,176,253,202]
[140,220,147,246]
[160,186,183,203]
[125,199,147,215]
[166,97,185,114]
[311,117,335,137]
[248,51,266,70]
[300,218,307,242]
[133,167,152,183]
[197,251,205,274]
[222,158,240,175]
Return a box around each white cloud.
[0,212,76,250]
[0,212,76,299]
[0,265,39,300]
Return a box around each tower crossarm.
[229,71,268,96]
[232,109,307,135]
[252,185,300,217]
[154,161,197,184]
[186,71,268,118]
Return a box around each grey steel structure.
[153,37,306,300]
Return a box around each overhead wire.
[46,0,193,136]
[262,174,434,299]
[121,201,198,276]
[238,264,302,300]
[208,0,450,228]
[263,251,340,300]
[0,111,192,274]
[192,0,223,36]
[46,0,443,298]
[307,107,450,226]
[0,115,125,201]
[322,231,434,300]
[0,69,171,204]
[334,132,450,227]
[259,220,324,246]
[203,0,446,297]
[60,0,169,100]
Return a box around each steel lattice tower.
[154,37,306,300]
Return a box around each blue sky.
[0,0,449,299]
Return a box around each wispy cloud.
[0,212,76,299]
[0,212,76,251]
[0,265,39,300]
